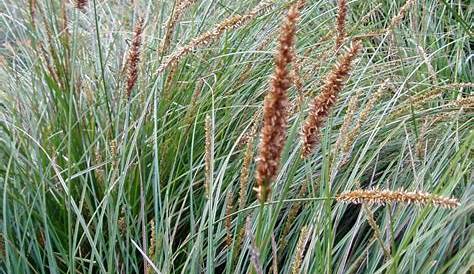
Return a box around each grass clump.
[0,0,472,273]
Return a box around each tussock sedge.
[0,0,471,273]
[238,113,259,211]
[340,79,390,161]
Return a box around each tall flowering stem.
[255,3,301,203]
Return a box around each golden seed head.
[204,115,213,198]
[157,1,273,74]
[336,189,460,209]
[386,0,415,33]
[291,226,311,274]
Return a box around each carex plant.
[0,0,472,273]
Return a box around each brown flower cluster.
[75,0,88,10]
[255,3,300,203]
[301,41,362,158]
[126,18,144,98]
[336,189,460,209]
[335,0,347,50]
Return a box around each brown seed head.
[75,0,88,10]
[301,41,362,158]
[341,79,390,161]
[146,220,156,274]
[386,0,415,33]
[126,18,144,98]
[239,114,260,210]
[255,3,301,203]
[335,0,347,50]
[204,115,213,198]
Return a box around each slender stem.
[92,0,114,134]
[214,197,335,224]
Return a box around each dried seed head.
[146,220,156,274]
[74,0,88,10]
[335,0,347,50]
[334,89,361,155]
[386,0,415,33]
[239,113,260,210]
[290,55,305,113]
[301,41,362,158]
[157,1,273,74]
[225,191,234,248]
[362,205,390,258]
[446,96,474,110]
[255,3,301,203]
[336,189,460,209]
[391,83,474,117]
[29,0,36,28]
[204,115,213,198]
[118,216,126,235]
[160,0,196,54]
[148,220,156,258]
[126,18,144,98]
[291,226,311,274]
[415,117,430,160]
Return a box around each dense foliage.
[0,0,472,273]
